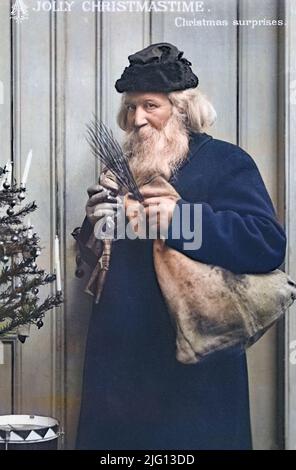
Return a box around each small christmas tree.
[0,163,63,339]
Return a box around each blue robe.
[76,132,286,450]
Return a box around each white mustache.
[123,111,189,187]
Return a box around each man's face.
[122,91,189,186]
[125,92,173,133]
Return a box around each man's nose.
[134,107,148,128]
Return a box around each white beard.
[122,109,189,187]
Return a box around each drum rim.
[0,415,59,443]
[0,414,59,424]
[0,435,59,444]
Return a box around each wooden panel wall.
[0,0,11,164]
[0,0,13,418]
[151,0,238,142]
[238,0,282,450]
[0,342,13,414]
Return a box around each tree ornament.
[3,180,10,190]
[2,255,9,263]
[30,247,37,257]
[18,335,27,344]
[37,320,44,329]
[6,207,14,216]
[32,287,39,295]
[18,192,26,201]
[75,268,84,278]
[11,235,19,242]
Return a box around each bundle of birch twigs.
[86,118,143,202]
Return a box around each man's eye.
[126,104,135,111]
[146,103,157,110]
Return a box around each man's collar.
[169,132,212,182]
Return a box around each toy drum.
[0,415,60,450]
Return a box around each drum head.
[0,415,59,444]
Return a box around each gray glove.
[86,183,120,226]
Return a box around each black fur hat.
[115,43,199,93]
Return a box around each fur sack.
[150,176,296,364]
[154,239,296,364]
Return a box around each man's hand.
[124,177,181,238]
[86,183,119,227]
[141,185,179,236]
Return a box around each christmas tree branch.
[0,294,63,335]
[0,201,37,224]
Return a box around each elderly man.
[74,43,286,450]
